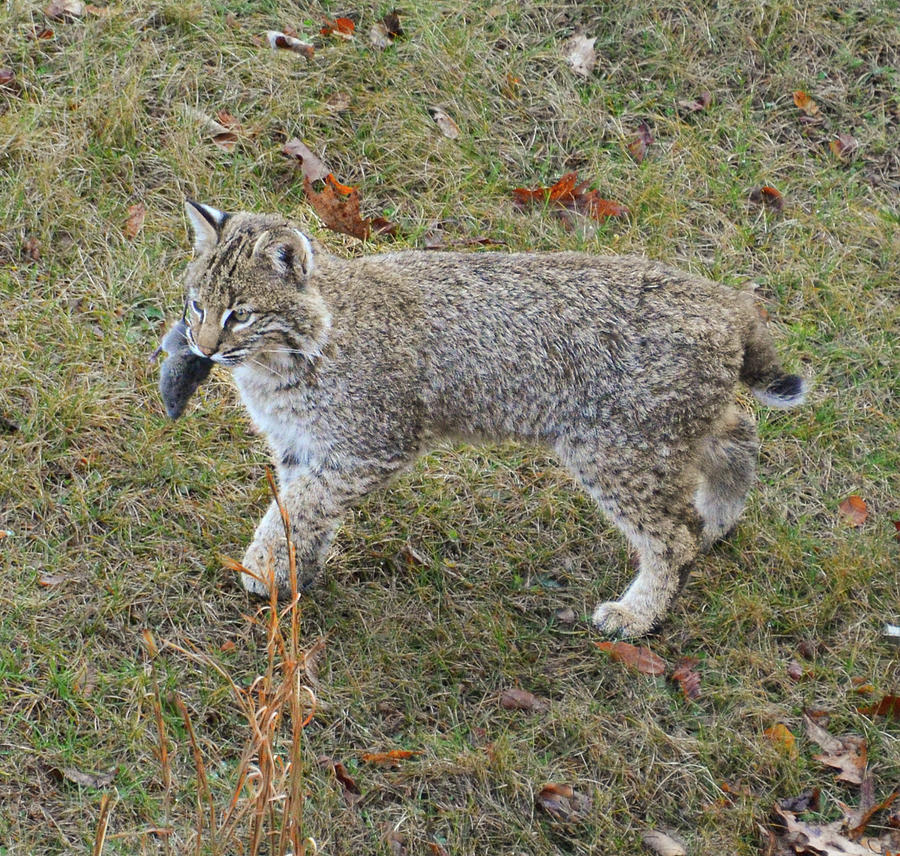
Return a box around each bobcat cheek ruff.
[163,200,806,638]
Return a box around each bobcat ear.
[184,200,228,254]
[253,229,315,282]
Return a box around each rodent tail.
[739,298,808,409]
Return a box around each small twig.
[92,793,114,856]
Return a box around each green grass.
[1,1,899,853]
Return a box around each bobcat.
[160,200,806,638]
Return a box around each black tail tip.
[754,374,808,408]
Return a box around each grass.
[1,0,898,853]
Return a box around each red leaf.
[302,175,397,241]
[595,641,667,676]
[513,172,628,223]
[321,16,355,37]
[838,495,868,527]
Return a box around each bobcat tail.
[739,301,808,409]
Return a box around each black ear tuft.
[184,200,229,254]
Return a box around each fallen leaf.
[565,33,596,77]
[31,26,55,39]
[45,0,84,21]
[793,90,820,116]
[857,695,900,719]
[628,121,653,164]
[123,203,146,239]
[322,759,362,807]
[39,573,68,587]
[770,805,879,856]
[749,185,784,212]
[499,688,550,712]
[803,713,867,784]
[595,641,667,676]
[786,660,805,682]
[325,92,351,111]
[892,522,900,542]
[0,68,18,93]
[22,236,41,261]
[282,139,331,183]
[764,723,797,758]
[382,827,406,855]
[678,91,712,112]
[361,749,418,764]
[536,783,593,822]
[555,606,577,624]
[844,779,898,840]
[428,106,460,140]
[303,174,397,241]
[379,10,403,39]
[427,843,450,856]
[513,172,629,225]
[320,16,354,37]
[266,30,314,58]
[670,657,701,700]
[60,766,117,789]
[303,637,326,687]
[219,640,236,652]
[838,495,868,527]
[641,829,687,856]
[779,788,820,813]
[829,133,859,159]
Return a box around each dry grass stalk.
[92,793,114,856]
[157,471,316,855]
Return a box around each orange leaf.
[793,90,820,116]
[325,173,356,196]
[303,175,397,241]
[513,172,628,223]
[838,495,868,527]
[749,185,784,212]
[361,749,418,764]
[321,16,355,36]
[857,695,900,719]
[595,641,667,676]
[123,203,146,239]
[764,723,797,757]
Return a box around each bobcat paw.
[591,600,656,638]
[241,539,291,600]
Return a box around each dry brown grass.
[1,1,898,853]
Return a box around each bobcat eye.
[229,307,253,325]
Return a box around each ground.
[0,1,898,854]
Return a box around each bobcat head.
[182,200,331,369]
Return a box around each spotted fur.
[166,200,807,637]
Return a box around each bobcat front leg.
[239,468,382,600]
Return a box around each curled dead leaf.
[536,783,592,823]
[830,133,859,159]
[641,829,687,856]
[60,765,117,789]
[266,31,314,58]
[361,749,418,764]
[499,687,550,713]
[0,68,18,93]
[45,0,84,21]
[428,106,460,140]
[803,712,867,784]
[565,33,596,78]
[838,495,868,527]
[595,641,667,676]
[628,122,653,164]
[320,16,355,38]
[513,172,628,225]
[123,203,146,239]
[749,185,784,212]
[318,758,362,807]
[670,657,701,700]
[793,90,820,116]
[857,695,900,719]
[678,91,712,113]
[282,139,331,183]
